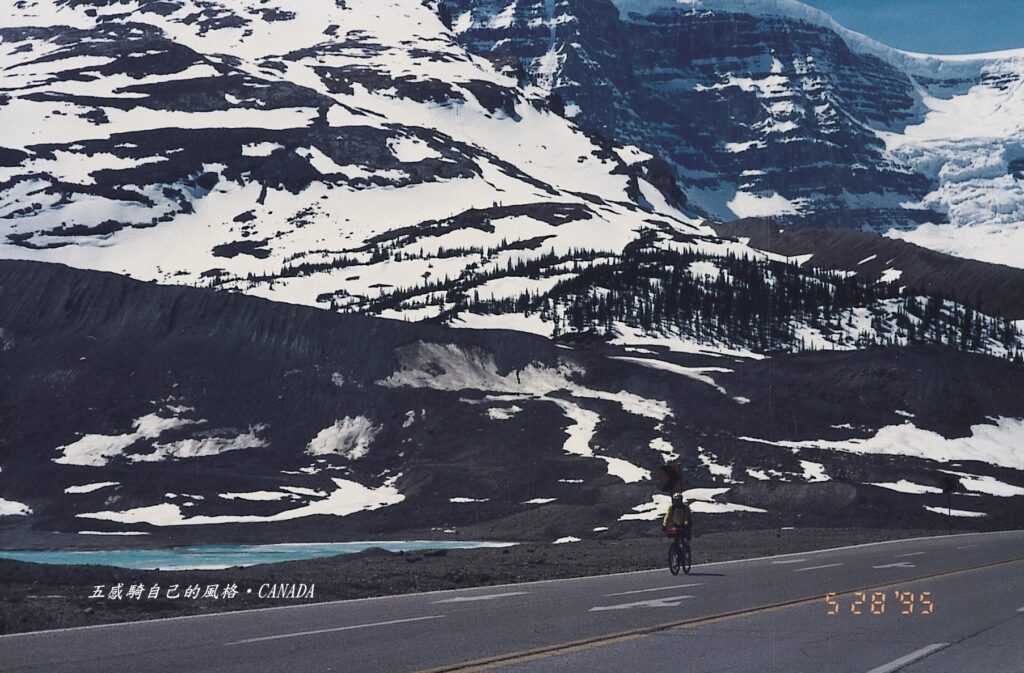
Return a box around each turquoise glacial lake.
[0,541,516,570]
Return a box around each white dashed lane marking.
[794,563,843,573]
[434,592,530,604]
[606,584,702,597]
[225,615,445,646]
[589,595,695,612]
[864,643,948,673]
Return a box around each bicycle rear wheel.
[668,542,682,575]
[681,541,692,575]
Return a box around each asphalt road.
[2,531,1023,673]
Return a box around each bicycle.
[665,526,692,576]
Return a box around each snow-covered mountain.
[0,0,703,311]
[449,0,1024,268]
[1,0,1021,357]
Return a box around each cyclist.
[662,492,692,543]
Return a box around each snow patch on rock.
[924,505,987,518]
[307,417,381,460]
[0,498,32,516]
[871,480,942,495]
[54,412,199,467]
[132,427,268,462]
[77,530,150,536]
[740,417,1024,470]
[78,477,404,526]
[487,406,523,421]
[941,471,1024,497]
[65,482,119,494]
[219,491,292,502]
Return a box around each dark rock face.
[447,0,945,228]
[0,260,610,540]
[2,261,1023,542]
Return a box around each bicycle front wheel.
[668,542,682,575]
[682,541,692,575]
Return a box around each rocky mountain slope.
[448,0,1024,267]
[1,261,1022,544]
[0,0,703,316]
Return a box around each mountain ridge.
[2,260,1023,543]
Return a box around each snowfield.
[924,506,987,519]
[132,427,268,462]
[871,481,943,495]
[77,477,405,526]
[219,491,294,502]
[307,417,381,460]
[0,498,32,516]
[54,412,199,467]
[741,417,1024,470]
[64,482,120,495]
[0,0,705,316]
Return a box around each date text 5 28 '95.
[826,591,934,616]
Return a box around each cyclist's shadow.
[684,572,725,577]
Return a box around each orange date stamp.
[826,591,934,616]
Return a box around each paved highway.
[2,531,1022,673]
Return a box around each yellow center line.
[412,556,1024,673]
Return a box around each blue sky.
[801,0,1024,54]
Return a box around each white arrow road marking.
[434,591,529,604]
[896,552,926,558]
[589,595,695,612]
[956,544,977,550]
[864,643,948,673]
[874,562,916,569]
[225,615,445,645]
[1017,606,1024,613]
[606,584,701,597]
[793,563,843,573]
[771,559,808,565]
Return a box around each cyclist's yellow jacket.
[663,501,691,528]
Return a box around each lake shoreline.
[0,540,519,570]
